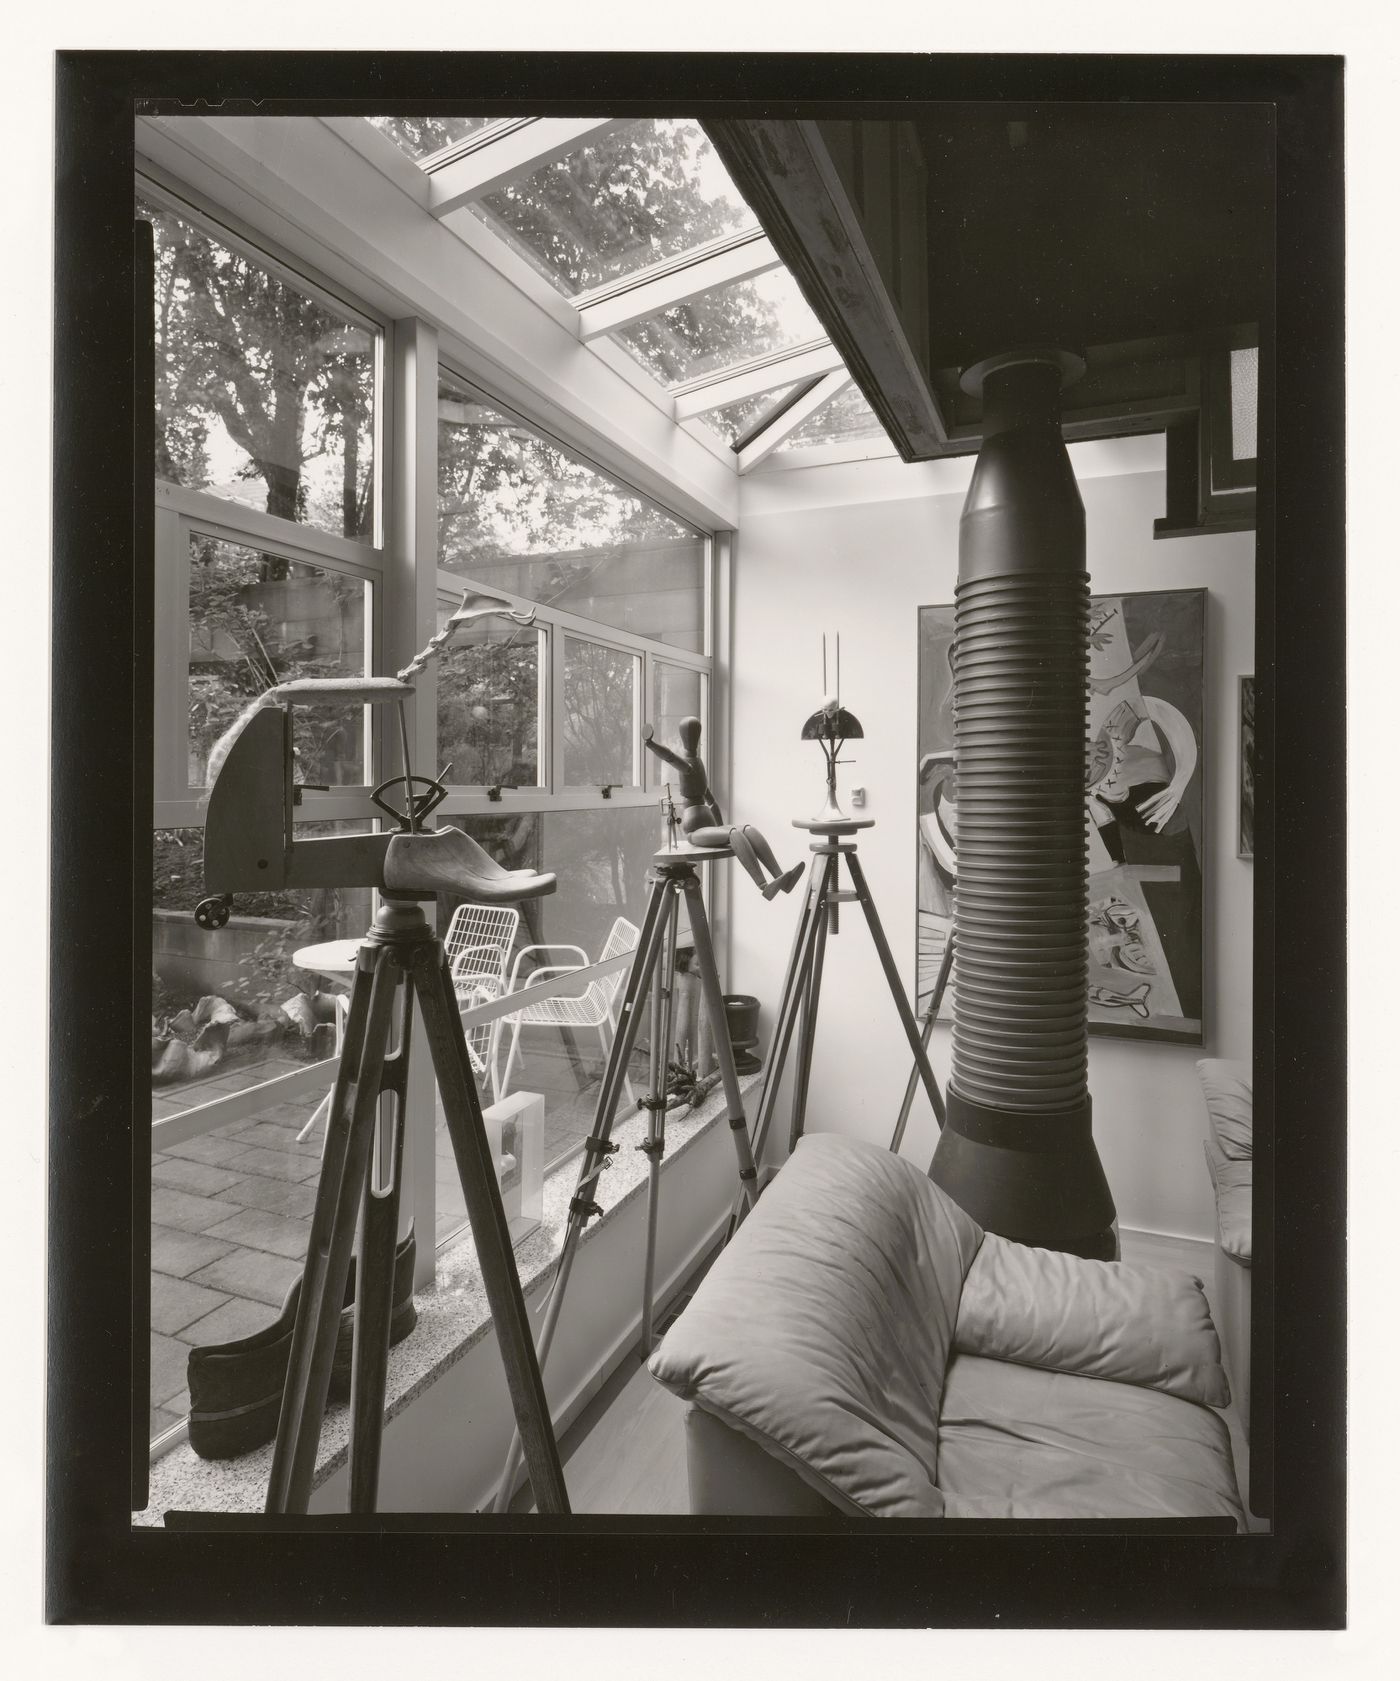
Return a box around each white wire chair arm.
[513,963,597,1003]
[505,944,590,988]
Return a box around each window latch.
[486,783,518,803]
[600,783,620,800]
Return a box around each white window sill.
[136,1071,758,1525]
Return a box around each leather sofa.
[649,1134,1243,1525]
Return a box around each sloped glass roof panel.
[470,118,757,298]
[615,268,826,389]
[693,382,802,448]
[775,384,889,453]
[367,116,502,164]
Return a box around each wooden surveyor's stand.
[491,841,761,1512]
[743,817,947,1182]
[263,894,570,1517]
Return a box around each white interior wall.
[728,442,1254,1241]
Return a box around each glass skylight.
[616,268,825,389]
[359,112,876,467]
[693,382,802,447]
[775,384,888,453]
[471,118,757,298]
[367,115,503,165]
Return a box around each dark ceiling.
[912,102,1273,370]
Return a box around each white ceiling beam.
[736,370,853,473]
[672,340,846,421]
[426,118,620,217]
[576,233,780,341]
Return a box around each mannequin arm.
[642,725,687,773]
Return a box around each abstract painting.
[1239,675,1255,859]
[917,588,1206,1045]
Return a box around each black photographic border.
[49,50,1345,1628]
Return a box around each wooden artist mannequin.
[643,717,803,899]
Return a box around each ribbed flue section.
[949,572,1090,1112]
[929,348,1115,1258]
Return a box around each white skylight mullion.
[736,370,853,472]
[672,340,846,420]
[427,118,622,217]
[577,232,780,341]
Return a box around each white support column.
[673,341,845,421]
[576,233,780,341]
[426,118,620,217]
[710,532,736,978]
[736,370,853,473]
[388,316,442,1290]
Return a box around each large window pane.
[438,370,705,650]
[435,807,668,1189]
[140,194,377,542]
[187,535,369,790]
[471,118,756,298]
[435,606,544,788]
[152,822,372,1124]
[564,638,639,789]
[615,268,825,388]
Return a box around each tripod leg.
[845,851,946,1131]
[492,873,674,1512]
[411,941,570,1516]
[746,854,832,1176]
[639,891,679,1356]
[681,872,759,1211]
[789,896,829,1153]
[266,947,399,1514]
[348,973,412,1512]
[890,932,955,1155]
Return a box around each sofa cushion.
[955,1233,1230,1408]
[1204,1136,1253,1265]
[648,1133,983,1517]
[1196,1058,1253,1159]
[936,1354,1244,1526]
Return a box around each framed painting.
[1239,674,1255,859]
[917,588,1207,1045]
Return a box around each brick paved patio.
[150,1035,649,1441]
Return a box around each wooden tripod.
[745,817,946,1179]
[491,845,760,1513]
[263,897,569,1517]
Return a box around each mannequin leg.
[740,826,805,898]
[729,828,802,899]
[693,824,768,893]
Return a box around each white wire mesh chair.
[443,902,521,1104]
[497,916,640,1107]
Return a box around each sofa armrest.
[955,1234,1230,1408]
[684,1405,842,1516]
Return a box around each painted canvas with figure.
[917,588,1206,1045]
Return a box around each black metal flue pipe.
[929,349,1116,1259]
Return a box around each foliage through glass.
[186,535,369,790]
[140,193,377,543]
[437,370,706,651]
[471,118,756,298]
[435,608,543,789]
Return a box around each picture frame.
[917,588,1207,1046]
